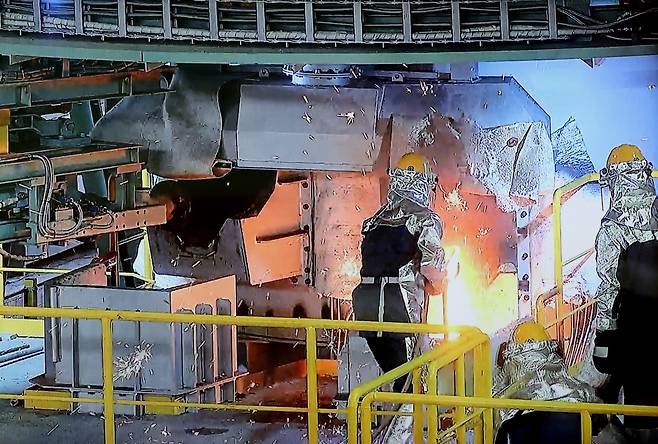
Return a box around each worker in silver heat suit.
[351,152,446,444]
[494,322,601,444]
[582,145,658,391]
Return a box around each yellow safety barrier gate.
[0,304,485,444]
[360,393,658,444]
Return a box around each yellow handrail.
[548,169,658,340]
[362,393,658,444]
[0,304,482,444]
[552,172,599,340]
[348,331,490,444]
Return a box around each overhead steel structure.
[0,0,657,63]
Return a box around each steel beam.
[500,0,510,41]
[164,0,173,39]
[208,0,219,40]
[353,1,363,43]
[0,109,9,155]
[32,0,42,32]
[0,145,140,185]
[0,70,167,109]
[118,0,127,37]
[305,1,314,43]
[0,35,656,64]
[451,0,461,43]
[74,0,83,34]
[256,1,266,42]
[548,0,558,39]
[402,2,412,43]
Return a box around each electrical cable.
[557,7,658,30]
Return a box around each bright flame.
[428,245,518,335]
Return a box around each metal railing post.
[361,393,375,444]
[101,317,115,444]
[580,411,592,444]
[306,327,318,444]
[474,341,493,441]
[412,367,424,442]
[141,169,154,283]
[455,354,466,444]
[427,361,439,444]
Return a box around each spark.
[404,87,412,94]
[113,343,153,382]
[429,106,437,114]
[325,174,332,180]
[302,150,309,155]
[47,424,59,436]
[336,112,355,125]
[333,85,340,94]
[362,132,368,140]
[441,182,467,211]
[420,80,433,96]
[192,260,201,268]
[302,112,312,124]
[360,108,366,116]
[308,135,315,141]
[303,95,309,104]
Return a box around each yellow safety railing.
[346,330,491,444]
[541,169,658,343]
[0,304,483,444]
[361,393,658,444]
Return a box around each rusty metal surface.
[35,204,167,243]
[0,69,169,109]
[313,172,381,300]
[241,179,307,285]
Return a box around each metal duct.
[236,84,381,171]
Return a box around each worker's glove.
[593,328,621,375]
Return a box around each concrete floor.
[0,402,348,444]
[0,334,347,444]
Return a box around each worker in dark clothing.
[581,145,658,391]
[351,152,446,443]
[612,239,658,443]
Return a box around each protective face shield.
[388,153,438,208]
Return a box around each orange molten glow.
[427,245,518,335]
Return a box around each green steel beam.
[0,145,140,185]
[1,35,657,64]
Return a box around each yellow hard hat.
[607,144,644,167]
[396,152,432,174]
[512,321,550,343]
